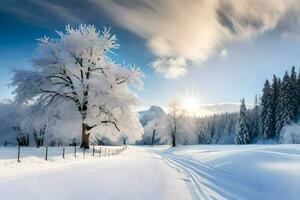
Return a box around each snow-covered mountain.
[139,106,166,126]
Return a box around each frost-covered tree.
[271,75,279,135]
[0,100,26,145]
[197,122,211,144]
[249,95,260,139]
[290,66,298,117]
[297,70,300,115]
[142,104,198,146]
[261,80,274,138]
[10,25,143,148]
[176,116,198,145]
[168,99,181,147]
[143,113,170,145]
[197,112,237,144]
[276,71,295,137]
[235,98,250,144]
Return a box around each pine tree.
[236,98,250,144]
[290,66,298,117]
[296,69,300,116]
[251,95,260,139]
[276,71,294,137]
[270,75,280,137]
[261,80,274,138]
[275,77,281,135]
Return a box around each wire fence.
[15,145,127,163]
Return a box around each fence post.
[99,147,101,157]
[45,146,48,161]
[92,145,95,157]
[17,145,21,162]
[63,147,65,159]
[74,145,76,158]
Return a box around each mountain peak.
[139,105,166,126]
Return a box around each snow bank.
[0,146,125,181]
[280,123,300,144]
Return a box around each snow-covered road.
[0,147,192,200]
[0,145,300,200]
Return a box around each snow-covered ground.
[0,146,125,181]
[160,145,300,200]
[0,145,299,200]
[0,146,191,200]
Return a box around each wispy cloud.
[2,0,300,78]
[0,0,83,27]
[92,0,300,78]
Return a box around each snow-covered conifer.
[235,98,250,144]
[261,80,274,138]
[296,69,300,116]
[250,95,260,139]
[290,66,298,117]
[271,75,280,134]
[276,71,294,137]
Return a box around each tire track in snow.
[161,154,220,200]
[160,152,267,200]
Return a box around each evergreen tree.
[251,95,260,139]
[290,66,298,117]
[236,98,250,144]
[275,77,281,135]
[261,80,274,138]
[271,75,279,113]
[296,69,300,115]
[276,71,294,137]
[270,75,280,137]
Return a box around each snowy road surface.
[0,147,192,200]
[0,145,300,200]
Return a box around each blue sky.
[1,0,300,113]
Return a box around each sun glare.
[181,95,200,116]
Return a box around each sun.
[181,95,200,116]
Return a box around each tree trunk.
[172,134,176,147]
[172,124,176,147]
[80,123,90,149]
[151,129,156,147]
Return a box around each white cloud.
[92,0,299,78]
[219,49,228,59]
[152,57,187,79]
[0,0,83,27]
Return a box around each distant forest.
[199,66,300,144]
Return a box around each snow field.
[0,145,299,200]
[160,145,300,200]
[0,146,126,181]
